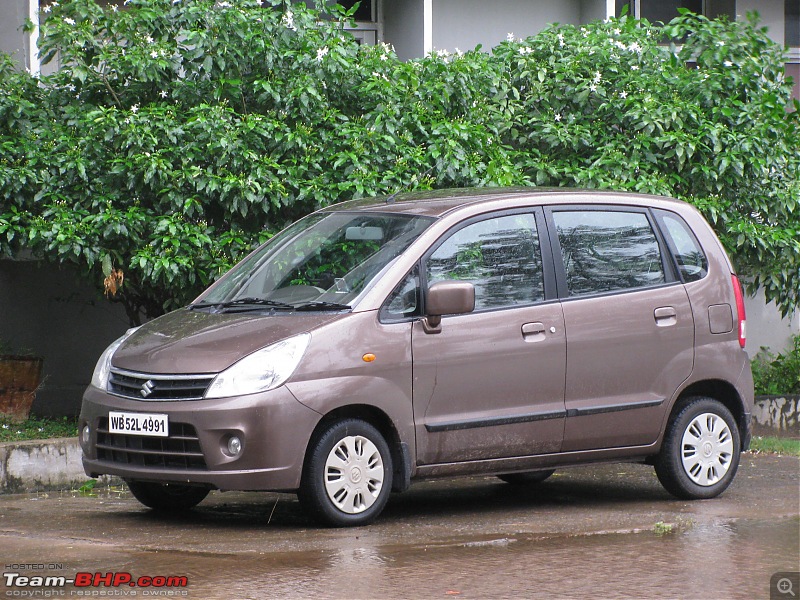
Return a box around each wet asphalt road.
[0,453,797,600]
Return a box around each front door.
[411,210,566,465]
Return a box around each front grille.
[96,417,207,470]
[108,369,214,401]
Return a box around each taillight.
[731,274,746,348]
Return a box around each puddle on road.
[36,516,794,600]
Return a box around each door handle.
[654,306,677,327]
[521,322,547,342]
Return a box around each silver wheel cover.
[680,412,734,486]
[324,435,385,514]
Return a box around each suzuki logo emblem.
[140,380,155,398]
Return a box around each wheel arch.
[674,379,749,449]
[303,404,412,493]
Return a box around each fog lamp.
[81,425,91,445]
[227,436,243,456]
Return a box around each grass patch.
[0,416,78,442]
[748,436,800,456]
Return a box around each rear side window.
[552,210,665,297]
[658,212,708,283]
[426,213,544,310]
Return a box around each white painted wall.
[431,0,583,53]
[745,289,800,357]
[383,0,426,61]
[736,0,785,46]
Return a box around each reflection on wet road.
[0,455,797,599]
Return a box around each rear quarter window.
[656,211,708,283]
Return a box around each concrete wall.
[0,260,131,418]
[431,0,583,53]
[383,0,425,61]
[0,0,32,71]
[745,288,800,357]
[736,0,785,46]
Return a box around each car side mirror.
[423,281,475,334]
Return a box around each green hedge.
[0,0,797,324]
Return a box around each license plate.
[108,411,169,437]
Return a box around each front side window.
[553,210,665,297]
[426,213,544,311]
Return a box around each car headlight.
[204,333,311,399]
[90,327,141,390]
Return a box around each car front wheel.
[298,419,393,527]
[655,397,741,500]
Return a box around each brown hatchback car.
[80,188,753,526]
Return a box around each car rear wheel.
[125,480,209,511]
[298,419,393,527]
[497,470,555,485]
[654,397,741,500]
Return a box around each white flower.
[63,17,76,25]
[130,104,139,113]
[111,4,118,10]
[613,28,621,35]
[506,32,515,42]
[42,5,51,13]
[160,90,169,98]
[2,424,8,430]
[594,71,602,83]
[619,90,628,99]
[557,32,565,48]
[723,60,733,67]
[554,113,562,122]
[150,50,159,58]
[519,47,533,55]
[589,83,597,92]
[380,53,388,61]
[717,40,725,46]
[631,65,639,70]
[145,35,154,44]
[282,10,296,31]
[216,1,232,6]
[316,46,329,62]
[614,40,626,50]
[628,42,642,53]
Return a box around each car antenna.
[385,162,439,204]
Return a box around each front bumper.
[79,385,322,492]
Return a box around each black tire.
[125,480,209,511]
[498,470,555,485]
[654,397,741,500]
[298,419,393,527]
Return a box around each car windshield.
[195,211,434,311]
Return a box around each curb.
[0,437,91,494]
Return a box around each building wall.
[745,289,800,358]
[0,260,130,417]
[431,0,583,53]
[0,0,32,71]
[383,0,425,61]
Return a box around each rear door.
[547,206,694,452]
[409,209,567,465]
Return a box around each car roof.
[324,187,687,218]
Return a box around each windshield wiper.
[294,301,352,311]
[189,298,295,312]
